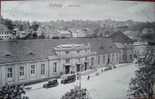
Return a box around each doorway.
[76,64,81,72]
[84,62,88,71]
[65,65,70,74]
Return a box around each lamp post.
[77,69,81,89]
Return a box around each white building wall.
[1,66,6,86]
[49,59,61,77]
[0,66,2,86]
[0,31,12,40]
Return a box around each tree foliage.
[3,19,14,30]
[31,22,39,31]
[0,84,28,99]
[23,32,38,39]
[38,33,46,39]
[128,46,155,99]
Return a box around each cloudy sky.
[1,0,155,22]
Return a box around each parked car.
[104,66,112,71]
[43,79,59,88]
[24,87,32,90]
[112,65,117,69]
[61,74,76,84]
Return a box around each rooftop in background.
[110,31,134,44]
[0,37,120,65]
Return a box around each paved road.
[25,64,137,99]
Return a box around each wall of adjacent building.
[0,42,133,87]
[97,52,121,67]
[0,31,13,40]
[0,60,50,87]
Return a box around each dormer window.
[54,52,57,55]
[5,54,11,57]
[77,50,80,53]
[100,46,104,49]
[65,51,69,54]
[4,52,11,57]
[28,52,34,55]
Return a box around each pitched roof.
[110,31,134,44]
[114,43,125,49]
[0,38,120,64]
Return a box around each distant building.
[115,43,133,63]
[123,30,139,40]
[57,30,72,38]
[0,24,13,40]
[70,28,88,38]
[110,32,134,63]
[13,28,29,38]
[110,31,134,44]
[49,43,96,74]
[0,38,132,86]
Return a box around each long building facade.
[0,38,133,86]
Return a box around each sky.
[1,0,155,22]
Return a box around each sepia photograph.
[0,0,155,99]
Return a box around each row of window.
[65,57,88,64]
[0,36,11,39]
[7,63,57,78]
[65,49,88,55]
[97,53,120,65]
[0,32,11,35]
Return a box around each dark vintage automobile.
[112,65,117,69]
[43,79,59,88]
[61,74,76,84]
[104,66,112,71]
[24,86,32,90]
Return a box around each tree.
[4,19,14,30]
[128,33,155,99]
[19,25,24,31]
[31,22,39,31]
[32,32,38,39]
[38,33,45,39]
[0,84,28,99]
[24,32,38,39]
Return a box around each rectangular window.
[53,62,57,72]
[103,55,105,64]
[31,65,35,74]
[19,66,24,76]
[98,56,100,64]
[91,57,94,66]
[85,57,88,60]
[77,50,80,53]
[7,67,13,78]
[130,55,133,60]
[65,51,69,54]
[41,64,45,75]
[65,58,70,63]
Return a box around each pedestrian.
[87,75,90,80]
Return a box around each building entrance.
[84,62,88,70]
[76,64,81,72]
[65,65,70,74]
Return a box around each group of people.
[0,84,28,99]
[61,86,90,99]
